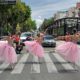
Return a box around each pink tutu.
[0,41,17,63]
[24,41,44,58]
[0,41,8,57]
[56,42,80,63]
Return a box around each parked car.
[42,35,56,47]
[20,32,33,43]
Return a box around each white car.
[20,32,33,43]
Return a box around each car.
[20,32,33,43]
[42,35,56,47]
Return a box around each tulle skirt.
[55,42,80,63]
[24,41,44,58]
[0,41,17,63]
[0,41,8,57]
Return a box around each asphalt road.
[0,41,80,80]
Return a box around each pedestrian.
[13,33,22,54]
[0,33,17,69]
[55,29,80,71]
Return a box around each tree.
[40,17,54,31]
[0,0,38,35]
[21,18,36,32]
[0,4,13,35]
[8,1,31,33]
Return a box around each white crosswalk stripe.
[44,53,58,73]
[53,53,74,70]
[11,54,29,74]
[0,63,9,74]
[31,55,40,73]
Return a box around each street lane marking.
[31,55,40,73]
[0,63,9,74]
[44,53,58,73]
[11,54,29,74]
[53,53,74,70]
[76,45,80,66]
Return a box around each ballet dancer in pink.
[0,33,17,69]
[24,29,48,58]
[56,29,80,70]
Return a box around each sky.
[22,0,79,28]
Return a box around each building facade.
[51,2,80,36]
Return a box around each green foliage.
[40,17,54,30]
[21,18,36,32]
[0,1,34,35]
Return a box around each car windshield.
[21,33,32,37]
[44,36,53,40]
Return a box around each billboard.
[0,0,16,4]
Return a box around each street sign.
[0,0,16,5]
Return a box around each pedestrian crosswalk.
[11,54,29,74]
[44,53,58,73]
[0,63,9,74]
[0,52,79,74]
[53,53,74,71]
[31,55,40,73]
